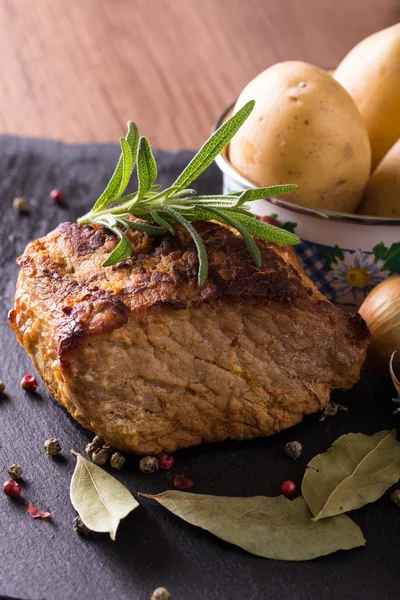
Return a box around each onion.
[389,352,400,398]
[359,275,400,373]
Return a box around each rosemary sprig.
[78,101,299,286]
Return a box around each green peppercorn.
[110,452,126,470]
[44,438,61,456]
[285,441,302,460]
[151,587,171,600]
[13,196,29,213]
[92,435,105,447]
[140,456,159,474]
[390,489,400,506]
[73,516,90,536]
[85,442,97,459]
[92,447,109,466]
[103,442,114,456]
[8,464,23,480]
[85,435,105,459]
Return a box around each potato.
[358,138,400,217]
[229,61,371,213]
[334,23,400,171]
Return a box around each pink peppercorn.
[49,189,65,204]
[174,474,193,490]
[3,480,21,498]
[280,480,296,497]
[20,375,38,392]
[158,453,174,470]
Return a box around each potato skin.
[334,23,400,171]
[229,61,371,213]
[358,138,400,217]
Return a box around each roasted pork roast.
[10,220,369,454]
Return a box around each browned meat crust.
[10,220,369,454]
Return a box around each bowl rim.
[214,103,400,227]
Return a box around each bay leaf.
[70,451,139,540]
[141,491,365,561]
[302,430,400,521]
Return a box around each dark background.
[0,137,398,600]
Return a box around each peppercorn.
[49,189,65,204]
[280,480,296,497]
[13,196,29,213]
[73,516,90,536]
[174,473,193,490]
[151,587,171,600]
[110,452,126,470]
[20,375,38,392]
[44,438,61,456]
[92,447,109,466]
[390,489,400,506]
[158,452,174,470]
[86,435,106,458]
[92,435,105,448]
[140,456,159,473]
[103,442,114,455]
[3,479,21,498]
[285,441,302,460]
[0,380,5,394]
[8,464,23,480]
[85,442,98,459]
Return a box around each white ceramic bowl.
[214,104,400,312]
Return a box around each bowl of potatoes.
[215,23,400,311]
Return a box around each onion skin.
[359,276,400,374]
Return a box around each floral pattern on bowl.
[218,165,400,311]
[296,241,397,309]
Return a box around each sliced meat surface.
[10,220,369,454]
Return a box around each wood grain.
[0,0,398,148]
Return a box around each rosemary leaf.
[92,122,137,212]
[150,211,176,235]
[171,100,255,191]
[165,207,209,286]
[205,207,261,267]
[233,184,298,205]
[126,121,139,164]
[78,101,301,280]
[116,137,134,198]
[121,219,168,235]
[226,212,300,245]
[102,230,132,267]
[137,137,158,201]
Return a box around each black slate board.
[0,136,398,600]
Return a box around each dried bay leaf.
[302,430,400,521]
[141,491,365,561]
[70,451,138,540]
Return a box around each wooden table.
[0,0,397,149]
